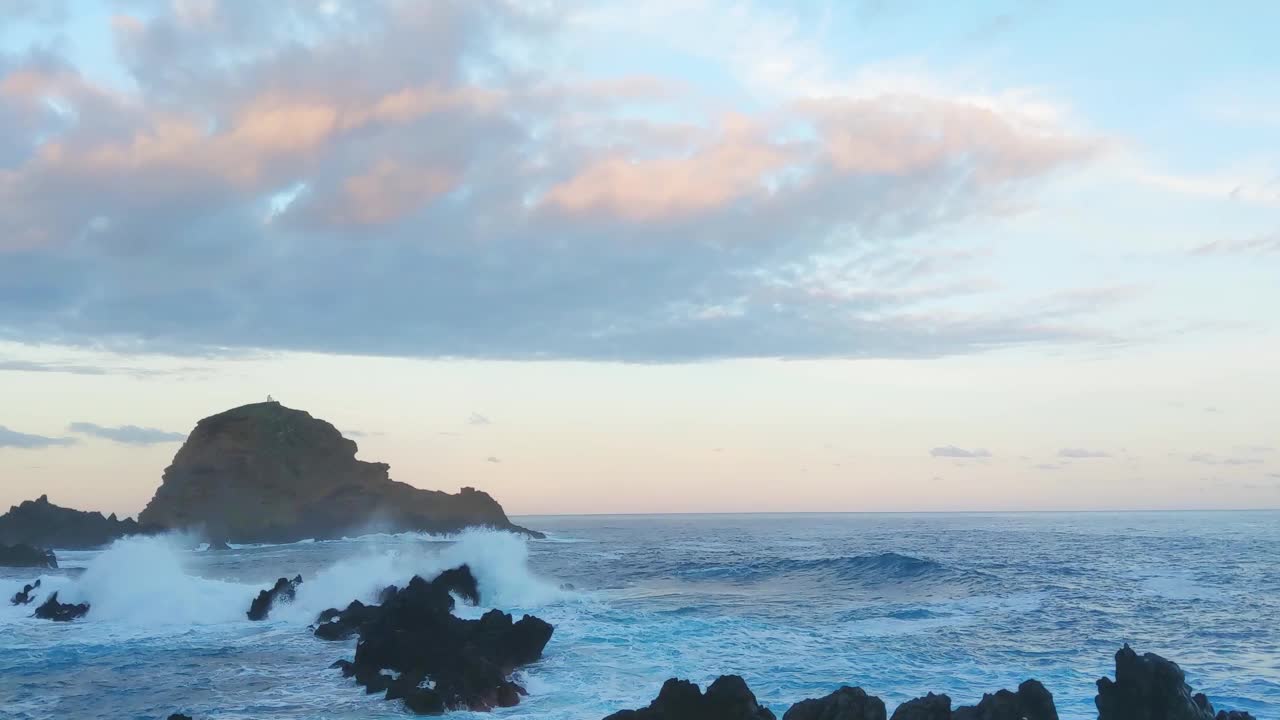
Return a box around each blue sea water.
[2,511,1278,719]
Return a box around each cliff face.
[138,402,536,543]
[0,495,149,549]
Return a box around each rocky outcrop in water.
[247,575,303,621]
[953,680,1057,720]
[33,591,89,621]
[783,686,886,720]
[0,495,151,549]
[1096,644,1254,720]
[602,676,777,720]
[316,565,554,714]
[604,646,1256,720]
[889,694,950,720]
[0,542,57,568]
[138,401,539,543]
[10,579,41,605]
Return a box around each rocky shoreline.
[605,644,1255,720]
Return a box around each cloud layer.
[931,446,992,459]
[0,425,75,449]
[67,422,186,445]
[0,1,1102,362]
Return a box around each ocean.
[2,511,1277,719]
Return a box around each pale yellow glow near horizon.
[1,338,1278,518]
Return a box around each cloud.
[67,422,186,445]
[486,456,501,463]
[1058,448,1111,459]
[0,0,1105,363]
[1034,463,1061,471]
[1190,231,1280,256]
[1188,452,1264,466]
[468,413,492,426]
[930,446,991,458]
[0,425,76,449]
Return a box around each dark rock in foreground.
[316,564,553,714]
[602,676,776,720]
[784,686,885,720]
[247,575,303,621]
[0,542,57,568]
[1096,644,1255,720]
[953,680,1057,720]
[138,401,541,543]
[34,591,89,621]
[167,715,193,720]
[11,579,41,605]
[0,495,154,549]
[604,645,1255,720]
[889,694,950,720]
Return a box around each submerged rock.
[33,591,89,621]
[602,676,777,720]
[247,575,302,621]
[10,578,41,605]
[166,714,194,720]
[784,686,886,720]
[138,401,541,543]
[953,680,1057,720]
[0,495,154,549]
[317,565,553,714]
[1096,644,1255,720]
[0,542,57,568]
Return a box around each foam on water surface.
[1,512,1277,720]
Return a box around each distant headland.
[0,400,537,556]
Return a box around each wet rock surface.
[315,564,554,715]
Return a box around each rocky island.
[0,495,152,549]
[138,401,537,543]
[0,542,58,568]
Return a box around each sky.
[0,0,1277,517]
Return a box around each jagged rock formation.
[138,402,539,543]
[11,579,41,605]
[0,543,57,568]
[603,646,1256,720]
[953,680,1057,720]
[0,496,151,549]
[1096,644,1254,720]
[33,591,89,621]
[602,676,777,720]
[784,686,886,720]
[247,575,303,621]
[889,694,950,720]
[316,565,554,714]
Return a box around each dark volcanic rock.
[138,401,540,543]
[785,686,886,720]
[247,575,302,621]
[317,565,553,714]
[889,693,951,720]
[0,495,151,549]
[10,579,41,605]
[167,715,194,720]
[0,543,57,568]
[1096,644,1253,720]
[602,675,776,720]
[953,680,1057,720]
[34,591,89,621]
